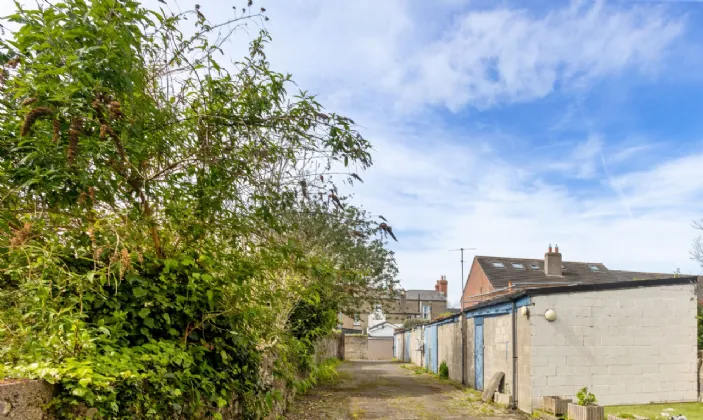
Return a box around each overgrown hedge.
[0,0,397,418]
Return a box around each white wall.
[368,323,400,337]
[529,283,697,409]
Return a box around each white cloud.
[393,1,685,111]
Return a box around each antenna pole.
[449,247,476,309]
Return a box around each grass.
[604,402,703,419]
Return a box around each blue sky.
[5,0,703,306]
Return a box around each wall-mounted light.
[520,306,529,317]
[544,309,557,322]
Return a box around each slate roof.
[404,289,446,301]
[610,270,674,281]
[477,256,616,289]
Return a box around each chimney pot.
[545,244,562,276]
[555,244,559,253]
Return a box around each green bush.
[577,387,597,406]
[438,361,449,379]
[0,0,398,418]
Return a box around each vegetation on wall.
[0,0,397,418]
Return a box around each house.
[366,304,400,337]
[338,276,449,334]
[395,275,698,413]
[461,245,672,309]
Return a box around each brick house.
[338,276,449,333]
[461,245,672,309]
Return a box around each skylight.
[512,263,525,270]
[589,264,600,272]
[492,262,505,268]
[530,263,539,270]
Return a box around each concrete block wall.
[516,312,532,413]
[484,314,513,395]
[529,284,698,409]
[437,319,463,382]
[465,319,475,387]
[409,328,423,367]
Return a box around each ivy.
[0,0,397,418]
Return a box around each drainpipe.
[511,300,518,410]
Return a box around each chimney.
[435,284,439,291]
[437,275,448,296]
[544,243,562,276]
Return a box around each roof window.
[492,262,505,268]
[589,264,600,272]
[512,263,525,270]
[529,263,540,270]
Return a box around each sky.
[5,0,703,307]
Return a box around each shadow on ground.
[284,360,528,420]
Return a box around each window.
[353,314,361,326]
[511,263,525,270]
[492,262,505,268]
[589,264,600,272]
[530,263,540,270]
[422,305,431,320]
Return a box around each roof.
[476,256,615,289]
[368,321,401,331]
[610,270,675,281]
[465,276,696,314]
[404,289,446,301]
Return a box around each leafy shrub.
[0,0,397,418]
[577,387,597,406]
[438,361,449,379]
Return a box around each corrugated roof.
[404,289,446,301]
[477,256,614,289]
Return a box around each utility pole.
[449,247,475,386]
[449,247,476,304]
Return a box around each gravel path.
[285,361,528,419]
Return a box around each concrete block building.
[394,276,698,414]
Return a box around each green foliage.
[0,0,397,418]
[577,387,597,406]
[438,361,449,380]
[403,318,429,329]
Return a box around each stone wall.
[314,333,341,364]
[530,283,698,409]
[0,380,54,420]
[344,335,369,360]
[344,335,393,360]
[437,318,463,383]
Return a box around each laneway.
[285,361,527,419]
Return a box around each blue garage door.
[474,317,484,390]
[424,324,438,374]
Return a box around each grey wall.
[529,283,698,409]
[437,319,463,382]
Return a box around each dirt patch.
[285,361,528,419]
